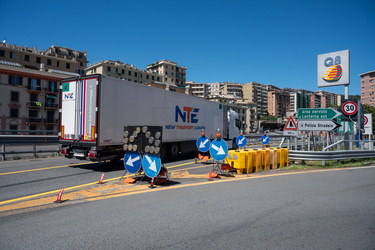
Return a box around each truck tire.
[169,143,180,159]
[159,144,168,161]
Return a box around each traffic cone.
[54,188,65,203]
[207,171,213,181]
[98,173,105,184]
[149,177,156,188]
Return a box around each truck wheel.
[169,143,180,159]
[159,144,168,161]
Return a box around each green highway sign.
[297,108,341,120]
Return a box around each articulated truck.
[58,74,240,161]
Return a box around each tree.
[261,115,277,121]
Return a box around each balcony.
[27,101,42,109]
[27,85,42,93]
[45,103,58,110]
[46,88,58,94]
[26,117,42,124]
[44,118,58,125]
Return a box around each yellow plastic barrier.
[252,149,263,172]
[269,147,282,168]
[226,150,247,174]
[261,149,270,170]
[244,149,255,173]
[268,148,278,169]
[238,149,255,174]
[279,148,289,167]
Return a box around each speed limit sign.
[342,101,358,116]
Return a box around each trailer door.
[60,77,98,141]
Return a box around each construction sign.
[284,116,298,130]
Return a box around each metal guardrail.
[288,150,375,161]
[0,145,60,161]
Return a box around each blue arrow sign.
[124,152,142,174]
[261,135,270,144]
[142,154,161,178]
[236,135,247,148]
[209,138,228,161]
[196,136,210,152]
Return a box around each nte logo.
[64,93,75,100]
[175,106,199,123]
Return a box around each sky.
[1,0,374,95]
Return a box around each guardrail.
[0,145,60,161]
[289,149,375,162]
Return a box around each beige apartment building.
[85,59,188,92]
[147,59,186,87]
[0,43,86,134]
[242,82,268,118]
[360,70,375,106]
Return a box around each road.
[1,157,375,249]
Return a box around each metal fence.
[0,144,60,161]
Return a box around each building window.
[48,81,57,92]
[47,59,52,65]
[11,91,19,102]
[10,108,18,118]
[128,71,131,76]
[9,75,22,85]
[24,55,30,61]
[0,50,4,57]
[370,80,374,83]
[30,93,38,102]
[134,72,138,77]
[57,61,60,67]
[10,52,15,59]
[66,63,70,69]
[36,57,41,63]
[107,66,111,72]
[10,125,18,133]
[28,78,41,91]
[122,69,125,74]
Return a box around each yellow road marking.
[0,161,196,205]
[0,161,96,176]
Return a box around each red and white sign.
[284,116,298,131]
[342,101,358,116]
[364,113,372,135]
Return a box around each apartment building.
[360,70,375,106]
[267,85,290,118]
[85,60,161,84]
[0,61,80,134]
[0,43,87,75]
[186,81,206,98]
[242,82,268,118]
[316,90,342,107]
[146,59,187,87]
[0,42,85,134]
[205,82,223,97]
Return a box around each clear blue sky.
[1,0,374,95]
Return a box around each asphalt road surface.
[1,158,374,249]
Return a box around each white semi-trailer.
[58,74,240,161]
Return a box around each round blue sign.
[124,152,142,174]
[209,138,228,161]
[142,154,162,178]
[236,135,247,148]
[261,135,270,144]
[196,136,210,152]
